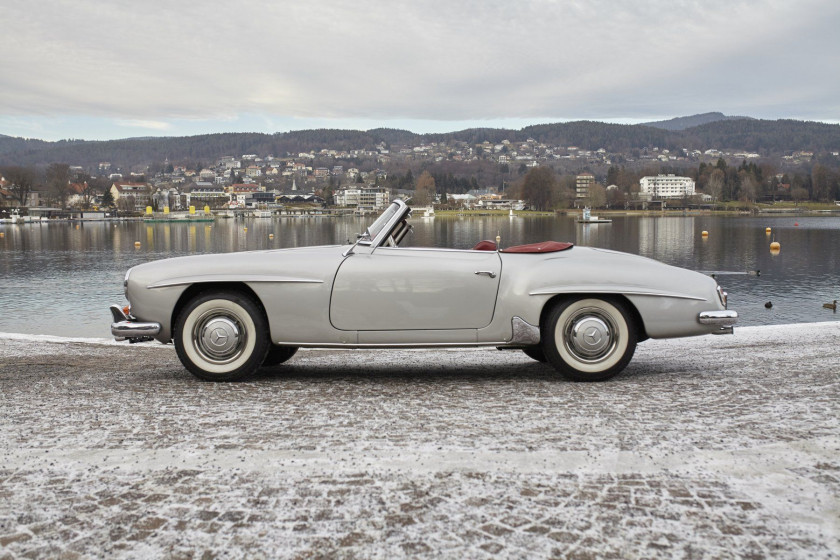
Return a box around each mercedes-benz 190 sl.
[110,199,737,382]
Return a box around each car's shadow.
[235,360,656,384]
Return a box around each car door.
[330,247,502,331]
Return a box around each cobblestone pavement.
[1,323,838,559]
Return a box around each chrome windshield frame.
[363,199,411,249]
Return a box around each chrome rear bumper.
[110,305,161,341]
[698,310,738,334]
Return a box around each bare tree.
[47,163,72,209]
[76,174,98,209]
[588,184,607,209]
[739,175,757,205]
[1,166,37,206]
[791,187,809,206]
[706,169,724,204]
[413,171,436,206]
[520,167,555,211]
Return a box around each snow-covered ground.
[1,323,838,558]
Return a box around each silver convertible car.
[111,199,737,382]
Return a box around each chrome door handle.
[475,271,497,278]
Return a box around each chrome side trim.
[147,275,324,289]
[289,342,512,349]
[530,286,707,302]
[510,316,540,345]
[698,310,738,326]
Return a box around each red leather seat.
[472,240,498,251]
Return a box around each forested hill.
[641,112,753,131]
[1,118,838,169]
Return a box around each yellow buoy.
[765,227,772,234]
[0,232,4,238]
[770,241,780,255]
[244,227,248,232]
[269,233,274,239]
[701,230,709,237]
[76,224,80,229]
[134,241,141,248]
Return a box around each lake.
[1,213,839,338]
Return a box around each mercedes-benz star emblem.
[211,328,229,346]
[584,327,601,344]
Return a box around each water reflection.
[1,214,839,337]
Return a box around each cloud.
[0,0,838,137]
[115,119,172,131]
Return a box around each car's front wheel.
[542,297,637,382]
[174,291,270,381]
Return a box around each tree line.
[0,164,111,210]
[2,118,840,169]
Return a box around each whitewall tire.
[174,291,270,381]
[542,297,637,382]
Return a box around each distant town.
[2,117,839,217]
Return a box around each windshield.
[364,202,401,243]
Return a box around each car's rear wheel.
[542,297,637,382]
[522,346,547,362]
[262,345,298,367]
[174,291,269,381]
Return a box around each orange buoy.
[794,222,799,226]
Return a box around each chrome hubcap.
[563,309,617,363]
[193,311,246,364]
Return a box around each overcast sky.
[1,0,838,141]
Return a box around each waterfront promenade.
[0,323,838,558]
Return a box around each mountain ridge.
[1,116,838,169]
[641,112,754,131]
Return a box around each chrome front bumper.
[110,305,161,341]
[698,310,738,334]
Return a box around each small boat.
[0,210,26,224]
[577,207,612,224]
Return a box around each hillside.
[641,112,753,131]
[1,117,838,169]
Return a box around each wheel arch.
[537,293,649,342]
[171,282,268,338]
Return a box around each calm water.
[1,214,839,338]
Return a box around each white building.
[333,186,391,211]
[639,174,696,199]
[576,172,595,199]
